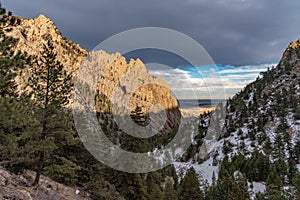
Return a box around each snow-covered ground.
[174,156,219,186]
[248,182,266,200]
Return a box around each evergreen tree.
[0,5,31,172]
[294,141,300,162]
[177,168,204,200]
[212,171,216,186]
[273,158,288,183]
[215,174,234,200]
[146,172,163,200]
[27,40,74,186]
[107,168,148,200]
[163,179,177,200]
[292,173,300,200]
[229,173,250,200]
[266,167,283,194]
[84,164,125,200]
[118,173,148,200]
[0,96,37,172]
[273,134,285,160]
[287,156,297,182]
[0,5,27,97]
[244,151,270,182]
[263,189,288,200]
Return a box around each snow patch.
[174,157,219,187]
[248,181,266,200]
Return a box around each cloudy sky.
[148,63,273,99]
[3,0,300,65]
[2,0,300,99]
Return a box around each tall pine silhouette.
[178,168,204,200]
[27,40,73,186]
[0,5,26,97]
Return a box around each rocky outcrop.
[4,14,87,72]
[3,13,181,140]
[85,51,179,114]
[4,14,180,124]
[279,39,300,67]
[2,14,88,93]
[79,50,181,134]
[0,168,91,200]
[263,39,300,96]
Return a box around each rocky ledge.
[0,168,91,200]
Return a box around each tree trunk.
[33,116,47,186]
[33,150,45,186]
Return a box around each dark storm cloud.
[2,0,300,65]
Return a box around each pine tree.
[0,96,37,172]
[146,172,163,200]
[177,168,204,200]
[27,40,74,186]
[292,173,300,200]
[246,151,270,182]
[0,5,27,97]
[273,134,285,160]
[212,171,216,186]
[0,5,31,172]
[85,175,125,200]
[273,158,288,183]
[294,141,300,162]
[106,166,148,200]
[229,173,250,200]
[266,167,283,193]
[288,156,297,182]
[163,179,177,200]
[116,172,148,200]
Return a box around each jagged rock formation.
[5,14,180,116]
[0,168,91,200]
[279,39,300,66]
[79,50,179,115]
[262,40,300,99]
[78,50,181,135]
[2,14,87,93]
[91,51,178,114]
[4,14,87,72]
[2,13,181,143]
[1,13,181,135]
[95,52,178,115]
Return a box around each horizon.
[148,63,275,99]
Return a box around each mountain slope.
[175,39,300,200]
[220,39,300,160]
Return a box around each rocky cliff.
[82,51,181,133]
[279,39,300,67]
[3,14,181,135]
[0,168,91,200]
[2,14,87,94]
[4,14,87,72]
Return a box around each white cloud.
[148,63,273,99]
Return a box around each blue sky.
[148,63,275,99]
